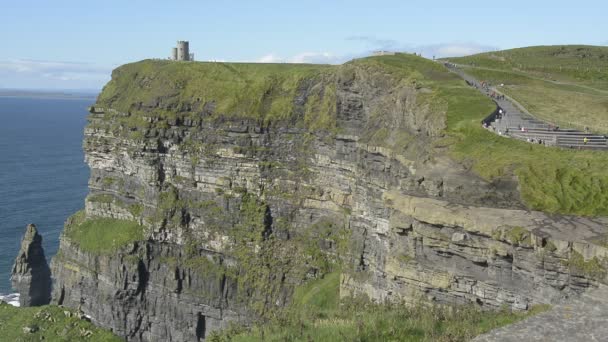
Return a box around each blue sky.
[1,0,606,90]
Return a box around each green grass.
[427,46,608,216]
[0,303,122,341]
[291,272,340,316]
[211,272,549,342]
[97,60,336,128]
[460,67,608,133]
[446,45,608,88]
[63,210,145,254]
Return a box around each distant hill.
[445,45,608,87]
[0,89,98,100]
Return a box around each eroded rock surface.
[11,224,51,307]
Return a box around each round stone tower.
[177,41,189,61]
[171,47,178,61]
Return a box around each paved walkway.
[473,286,608,342]
[445,63,608,150]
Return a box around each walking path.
[445,63,608,150]
[473,286,608,342]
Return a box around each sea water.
[0,96,91,298]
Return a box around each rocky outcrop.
[344,191,608,310]
[11,224,51,307]
[48,57,608,341]
[52,239,244,341]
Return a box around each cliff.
[49,55,608,341]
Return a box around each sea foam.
[0,293,20,307]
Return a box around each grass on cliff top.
[97,59,336,126]
[0,303,122,341]
[212,272,549,342]
[415,48,608,216]
[63,210,144,254]
[445,45,608,133]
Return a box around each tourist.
[584,137,589,145]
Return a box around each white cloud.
[0,59,112,90]
[257,54,283,63]
[288,52,340,64]
[253,39,497,67]
[418,43,498,58]
[344,35,498,59]
[255,52,344,64]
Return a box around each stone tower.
[176,41,190,61]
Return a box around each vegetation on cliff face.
[0,303,121,341]
[63,210,144,254]
[211,272,549,342]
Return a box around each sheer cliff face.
[51,57,608,341]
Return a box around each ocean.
[0,96,92,295]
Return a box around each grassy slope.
[446,45,608,132]
[0,303,122,341]
[63,210,144,254]
[214,273,548,342]
[361,53,608,216]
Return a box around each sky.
[1,0,606,90]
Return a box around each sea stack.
[11,224,51,306]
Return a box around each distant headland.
[0,89,98,100]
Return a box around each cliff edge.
[48,54,608,341]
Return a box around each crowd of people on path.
[464,79,507,101]
[490,91,505,101]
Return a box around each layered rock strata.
[49,58,608,341]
